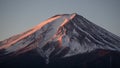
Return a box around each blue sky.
[0,0,120,41]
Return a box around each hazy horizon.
[0,0,120,41]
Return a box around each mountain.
[0,13,120,68]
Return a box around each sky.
[0,0,120,41]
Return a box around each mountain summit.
[0,13,120,67]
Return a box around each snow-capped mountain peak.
[0,13,120,64]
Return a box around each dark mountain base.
[0,49,120,68]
